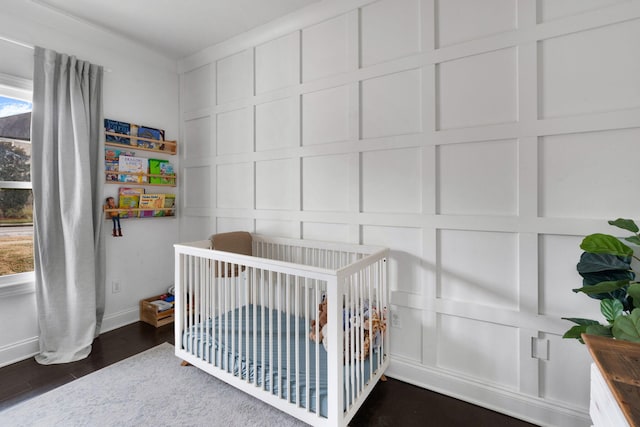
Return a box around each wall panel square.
[302,154,350,212]
[539,128,640,219]
[437,47,517,129]
[436,0,516,48]
[362,225,423,294]
[217,217,254,233]
[255,32,300,94]
[361,0,421,67]
[437,314,518,389]
[389,305,423,361]
[216,162,253,209]
[180,217,214,243]
[538,0,627,23]
[539,332,592,409]
[302,85,350,146]
[362,147,421,213]
[255,219,299,238]
[438,139,517,215]
[182,64,212,112]
[539,19,640,118]
[217,107,253,155]
[216,50,253,105]
[361,69,422,139]
[184,166,211,208]
[539,234,601,318]
[255,158,299,210]
[255,97,300,151]
[439,230,519,310]
[302,222,350,243]
[302,14,349,82]
[183,116,211,160]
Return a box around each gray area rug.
[0,343,308,427]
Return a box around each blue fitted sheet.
[182,305,380,418]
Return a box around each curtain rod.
[0,35,112,72]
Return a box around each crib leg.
[380,374,387,382]
[180,360,191,367]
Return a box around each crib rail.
[174,236,389,427]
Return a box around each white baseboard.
[387,358,591,427]
[0,336,38,368]
[100,306,139,333]
[0,306,140,368]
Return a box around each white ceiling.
[32,0,322,60]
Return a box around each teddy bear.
[309,298,328,344]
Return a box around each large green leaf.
[573,280,630,295]
[580,234,633,257]
[576,252,632,274]
[600,299,623,323]
[608,218,639,233]
[612,308,640,342]
[561,317,601,326]
[628,283,640,308]
[578,266,634,302]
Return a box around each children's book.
[104,119,131,144]
[136,126,165,150]
[138,193,165,217]
[163,194,176,217]
[104,148,135,182]
[159,162,175,185]
[118,155,148,183]
[118,187,144,218]
[148,158,169,184]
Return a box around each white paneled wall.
[179,0,640,425]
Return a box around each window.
[0,76,33,285]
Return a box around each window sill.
[0,272,35,297]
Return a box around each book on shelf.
[105,119,131,144]
[136,125,165,150]
[104,148,135,182]
[139,193,165,217]
[118,187,144,218]
[148,158,168,184]
[163,194,176,217]
[159,162,175,185]
[118,155,148,183]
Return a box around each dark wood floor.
[0,322,537,426]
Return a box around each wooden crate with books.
[140,294,175,327]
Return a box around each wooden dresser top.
[583,334,640,427]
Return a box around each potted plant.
[563,218,640,343]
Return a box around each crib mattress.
[182,305,380,418]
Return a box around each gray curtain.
[31,47,105,364]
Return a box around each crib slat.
[294,275,300,408]
[285,273,291,403]
[315,283,320,418]
[261,269,266,391]
[277,272,282,399]
[305,277,310,413]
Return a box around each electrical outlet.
[112,280,121,294]
[391,311,402,329]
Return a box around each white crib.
[174,234,389,427]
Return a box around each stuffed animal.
[310,297,388,361]
[309,298,328,343]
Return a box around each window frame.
[0,73,34,293]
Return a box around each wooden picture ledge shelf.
[583,334,640,426]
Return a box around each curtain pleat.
[31,47,105,364]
